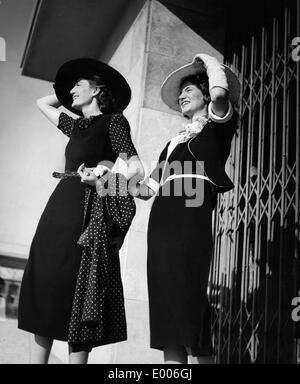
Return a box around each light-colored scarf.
[166,115,210,161]
[178,115,210,143]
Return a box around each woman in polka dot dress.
[18,58,144,364]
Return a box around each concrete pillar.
[89,0,224,364]
[0,297,6,322]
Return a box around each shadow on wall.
[158,0,288,61]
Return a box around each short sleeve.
[109,114,138,159]
[57,112,75,137]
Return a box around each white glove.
[193,54,228,92]
[93,164,110,178]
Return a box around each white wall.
[0,0,68,259]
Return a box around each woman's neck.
[191,107,208,123]
[81,102,102,119]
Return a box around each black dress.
[18,112,137,347]
[147,117,236,356]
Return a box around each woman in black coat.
[130,54,240,364]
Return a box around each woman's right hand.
[77,163,98,187]
[128,180,155,200]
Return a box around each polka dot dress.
[68,114,137,351]
[58,112,74,137]
[109,114,137,159]
[18,111,137,350]
[68,174,136,352]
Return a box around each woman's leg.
[188,355,214,364]
[185,347,214,364]
[164,345,188,364]
[68,346,89,364]
[30,334,53,364]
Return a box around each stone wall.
[85,0,224,363]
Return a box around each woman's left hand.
[77,163,98,187]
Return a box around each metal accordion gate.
[209,0,300,363]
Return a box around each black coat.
[188,114,237,193]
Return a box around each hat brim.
[54,58,131,116]
[161,61,241,113]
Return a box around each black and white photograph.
[0,0,299,366]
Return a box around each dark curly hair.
[179,58,211,106]
[86,75,119,114]
[180,60,240,130]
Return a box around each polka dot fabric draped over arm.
[57,112,76,137]
[109,114,138,159]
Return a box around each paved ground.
[0,318,63,364]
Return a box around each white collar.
[177,115,210,142]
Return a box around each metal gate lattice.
[209,0,300,364]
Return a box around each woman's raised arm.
[36,94,61,126]
[193,55,230,118]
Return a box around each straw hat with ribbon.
[161,54,241,113]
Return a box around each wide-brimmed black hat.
[54,58,131,115]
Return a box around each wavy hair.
[179,59,211,106]
[87,75,119,114]
[179,74,211,106]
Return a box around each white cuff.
[208,101,233,123]
[143,177,160,194]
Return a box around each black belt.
[52,171,80,179]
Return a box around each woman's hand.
[193,54,230,118]
[95,177,107,196]
[128,181,140,197]
[127,155,145,181]
[93,164,110,178]
[128,179,155,200]
[77,163,98,187]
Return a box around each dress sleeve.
[57,112,76,137]
[109,114,138,159]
